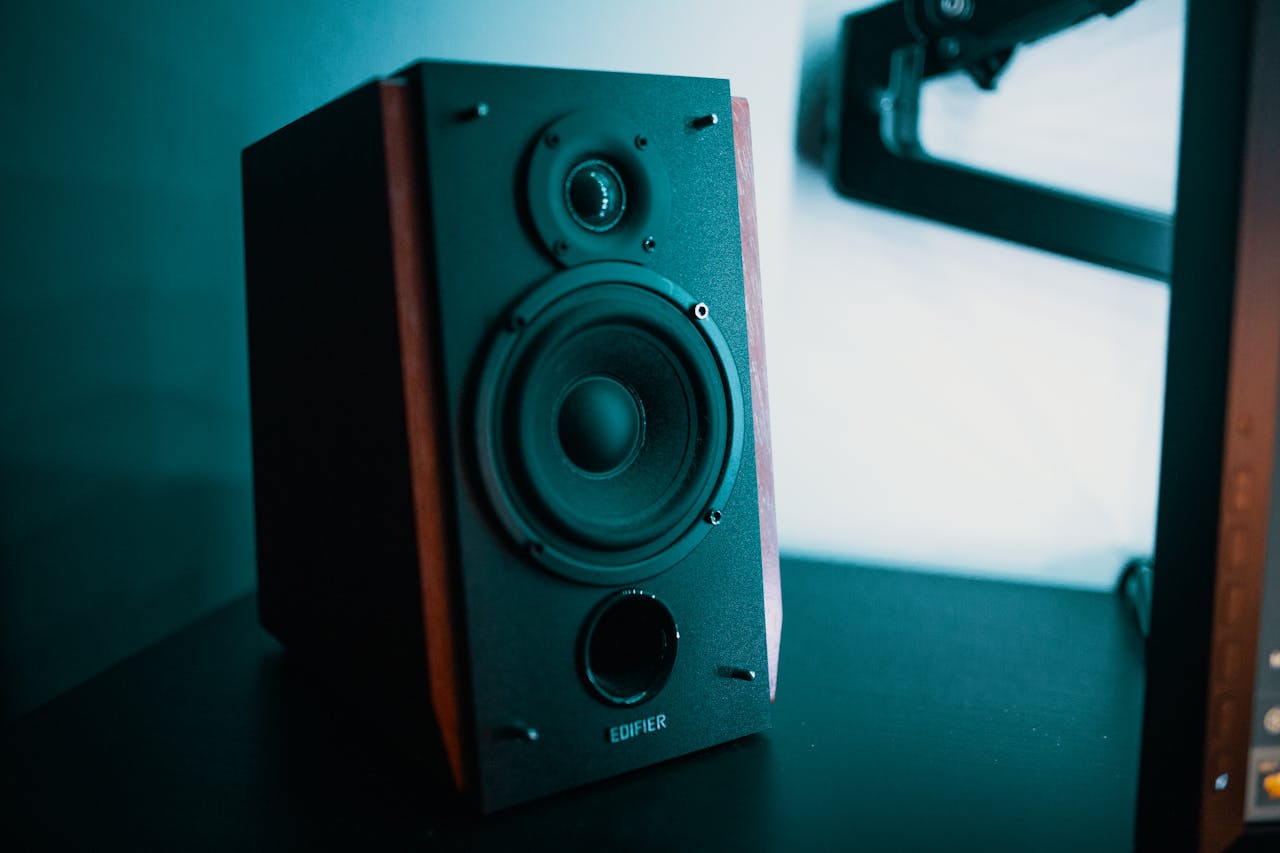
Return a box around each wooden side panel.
[732,96,782,702]
[381,81,471,792]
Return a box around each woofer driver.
[476,262,744,585]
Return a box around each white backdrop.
[773,0,1182,588]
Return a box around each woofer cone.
[476,262,744,585]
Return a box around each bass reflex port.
[581,590,678,706]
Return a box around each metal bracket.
[1118,556,1154,637]
[826,0,1172,281]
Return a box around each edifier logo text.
[607,713,668,744]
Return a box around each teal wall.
[0,1,397,720]
[0,1,800,720]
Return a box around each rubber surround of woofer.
[526,110,670,267]
[476,262,744,585]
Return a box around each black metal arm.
[826,0,1173,281]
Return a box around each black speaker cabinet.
[241,61,781,813]
[1137,1,1280,850]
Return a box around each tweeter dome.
[242,60,781,813]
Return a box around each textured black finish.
[3,560,1147,852]
[402,62,768,812]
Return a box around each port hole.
[582,591,677,706]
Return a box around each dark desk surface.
[2,559,1145,852]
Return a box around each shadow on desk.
[252,653,782,850]
[2,559,1144,852]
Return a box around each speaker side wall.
[242,81,444,769]
[733,95,782,704]
[381,79,475,794]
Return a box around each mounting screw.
[691,113,719,130]
[938,36,961,60]
[691,302,709,320]
[634,134,649,150]
[553,239,570,257]
[937,0,974,21]
[717,666,757,682]
[528,542,545,558]
[460,101,490,120]
[508,313,527,332]
[498,724,540,743]
[705,508,722,526]
[544,131,560,148]
[642,236,657,253]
